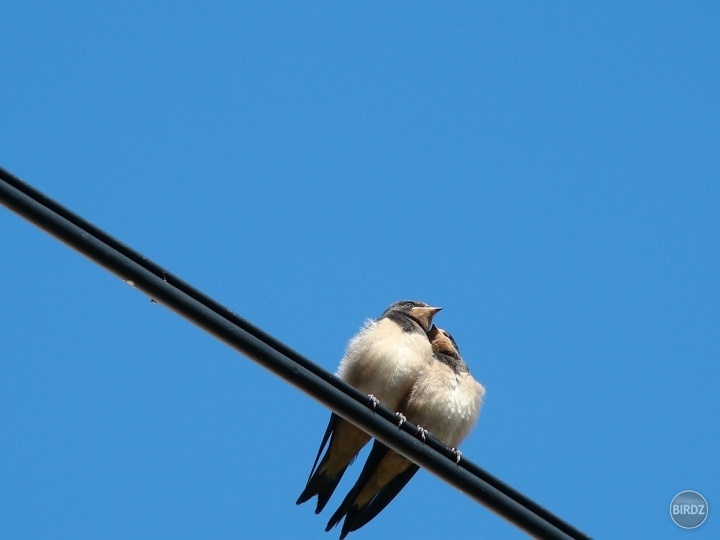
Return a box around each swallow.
[326,325,485,538]
[296,301,442,514]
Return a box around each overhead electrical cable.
[0,166,591,540]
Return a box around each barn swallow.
[296,301,442,514]
[326,325,485,538]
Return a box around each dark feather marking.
[296,414,351,513]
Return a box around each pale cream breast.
[337,317,433,412]
[403,361,485,448]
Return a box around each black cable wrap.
[0,166,591,540]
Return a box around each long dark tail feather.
[325,488,357,533]
[296,414,353,513]
[296,414,337,505]
[345,464,419,533]
[326,440,392,533]
[313,462,350,514]
[307,414,337,484]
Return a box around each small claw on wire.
[395,412,406,428]
[367,394,380,410]
[451,448,462,464]
[416,426,428,442]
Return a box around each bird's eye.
[405,302,415,309]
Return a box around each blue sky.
[1,3,718,539]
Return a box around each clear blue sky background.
[1,3,718,539]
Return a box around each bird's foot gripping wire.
[395,412,406,428]
[367,394,380,411]
[451,448,462,464]
[416,425,429,442]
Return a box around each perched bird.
[296,301,442,514]
[326,325,485,538]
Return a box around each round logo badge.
[670,490,708,529]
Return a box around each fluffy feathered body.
[296,301,441,514]
[327,326,484,538]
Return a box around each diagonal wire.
[0,166,591,540]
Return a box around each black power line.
[0,166,591,540]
